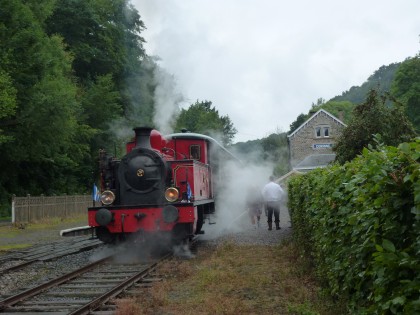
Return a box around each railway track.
[0,236,103,275]
[0,249,170,314]
[0,237,199,314]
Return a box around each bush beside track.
[288,138,420,314]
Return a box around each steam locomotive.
[88,127,237,246]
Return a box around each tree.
[174,100,237,146]
[0,71,17,144]
[261,131,289,176]
[331,63,401,104]
[288,113,306,134]
[334,89,416,164]
[80,73,123,155]
[46,0,145,80]
[0,0,91,197]
[311,97,326,108]
[312,100,356,123]
[391,55,420,133]
[45,0,156,182]
[45,0,151,116]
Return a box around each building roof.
[166,131,241,163]
[276,169,303,183]
[287,109,347,138]
[294,154,336,171]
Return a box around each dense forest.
[0,0,419,215]
[331,62,401,104]
[0,0,155,199]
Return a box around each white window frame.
[323,126,330,137]
[315,125,330,138]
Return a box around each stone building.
[287,109,346,171]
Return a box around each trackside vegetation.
[288,138,420,314]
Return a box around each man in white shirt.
[262,176,284,230]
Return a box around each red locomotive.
[88,127,237,246]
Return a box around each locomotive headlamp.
[100,190,115,205]
[165,187,179,202]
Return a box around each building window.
[315,125,330,138]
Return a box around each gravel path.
[200,206,292,246]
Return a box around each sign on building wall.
[313,143,332,149]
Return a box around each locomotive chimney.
[133,127,153,149]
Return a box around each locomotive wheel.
[172,234,193,258]
[96,226,117,244]
[171,223,193,248]
[172,224,190,242]
[195,208,204,234]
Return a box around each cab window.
[190,145,201,160]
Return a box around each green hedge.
[288,139,420,314]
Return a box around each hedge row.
[288,139,420,314]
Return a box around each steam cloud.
[201,156,275,239]
[152,64,185,135]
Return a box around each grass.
[114,239,347,315]
[19,215,87,230]
[0,215,87,252]
[0,243,32,252]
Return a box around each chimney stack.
[133,127,153,149]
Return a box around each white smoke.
[152,64,185,134]
[89,244,121,262]
[107,61,186,152]
[201,157,274,239]
[173,243,195,259]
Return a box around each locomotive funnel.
[133,127,153,149]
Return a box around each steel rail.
[0,238,197,313]
[68,255,171,315]
[0,257,110,310]
[0,259,38,275]
[0,240,103,275]
[71,239,198,314]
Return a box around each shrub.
[288,138,420,314]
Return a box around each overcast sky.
[132,0,419,143]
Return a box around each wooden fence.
[11,194,94,223]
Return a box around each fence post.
[41,194,45,219]
[11,194,15,223]
[27,194,31,223]
[64,194,67,218]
